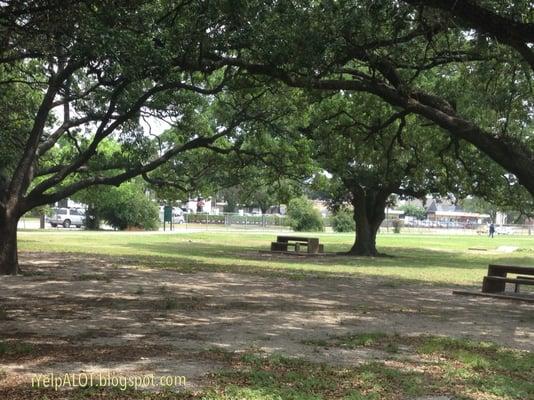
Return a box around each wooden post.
[482,277,506,293]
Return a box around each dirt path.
[1,252,533,394]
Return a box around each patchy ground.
[1,252,533,399]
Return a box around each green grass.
[0,306,8,321]
[17,337,534,399]
[10,231,534,399]
[134,285,144,295]
[72,273,111,282]
[0,341,34,356]
[17,230,534,285]
[160,296,179,310]
[199,337,534,400]
[295,334,534,399]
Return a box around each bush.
[392,219,402,234]
[75,180,159,230]
[287,197,324,232]
[399,204,426,220]
[97,182,160,230]
[102,192,159,230]
[332,208,355,232]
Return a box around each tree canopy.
[0,0,243,273]
[210,0,534,194]
[1,0,533,273]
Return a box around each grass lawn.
[3,230,533,400]
[17,337,531,400]
[17,230,534,286]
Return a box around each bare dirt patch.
[1,251,533,397]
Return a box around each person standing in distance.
[489,223,495,238]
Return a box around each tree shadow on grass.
[1,249,533,399]
[128,240,534,274]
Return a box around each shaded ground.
[1,251,533,399]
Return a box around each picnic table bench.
[482,264,534,293]
[271,235,324,254]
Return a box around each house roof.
[433,211,490,218]
[426,200,459,213]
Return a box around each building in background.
[426,201,490,224]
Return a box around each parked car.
[159,206,186,224]
[47,208,85,228]
[173,208,185,224]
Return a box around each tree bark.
[0,209,20,275]
[402,0,534,70]
[84,205,100,230]
[347,188,388,256]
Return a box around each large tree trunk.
[0,209,20,275]
[84,205,100,230]
[347,188,389,256]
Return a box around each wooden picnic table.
[482,264,534,293]
[271,235,322,254]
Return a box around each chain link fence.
[380,219,534,235]
[18,212,533,235]
[165,212,293,231]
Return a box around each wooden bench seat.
[482,275,534,293]
[481,264,534,294]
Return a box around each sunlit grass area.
[17,230,534,286]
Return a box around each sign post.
[163,206,173,231]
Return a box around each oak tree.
[0,0,238,274]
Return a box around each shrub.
[103,193,159,230]
[332,208,355,232]
[287,197,324,232]
[399,204,426,220]
[97,182,160,230]
[76,180,159,230]
[392,219,402,234]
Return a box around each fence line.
[19,212,534,235]
[164,212,292,232]
[380,220,533,235]
[162,213,533,235]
